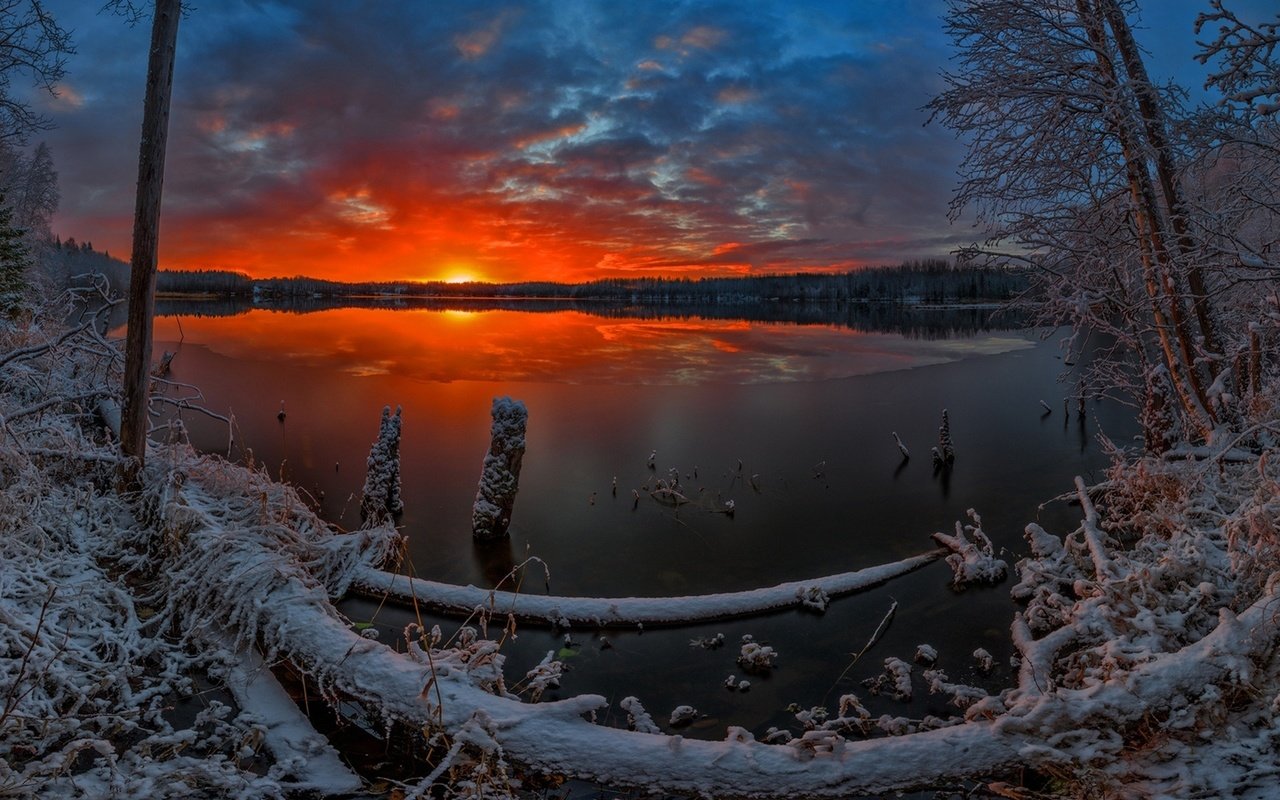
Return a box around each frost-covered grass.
[0,296,298,798]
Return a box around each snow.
[221,641,362,793]
[619,696,660,734]
[737,636,778,672]
[914,643,938,665]
[932,509,1008,587]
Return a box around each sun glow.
[431,262,485,284]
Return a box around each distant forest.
[49,245,1028,305]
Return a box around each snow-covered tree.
[0,193,29,311]
[1197,1,1280,116]
[927,0,1278,447]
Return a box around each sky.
[22,0,1270,284]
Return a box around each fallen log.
[349,549,946,627]
[159,453,1280,798]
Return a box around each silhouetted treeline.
[157,269,252,295]
[40,237,130,291]
[48,244,1029,306]
[225,259,1027,303]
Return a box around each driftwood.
[350,549,945,627]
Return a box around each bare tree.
[924,0,1269,446]
[0,0,71,142]
[10,140,56,236]
[118,0,180,470]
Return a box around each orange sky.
[44,2,985,284]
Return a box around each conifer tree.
[0,194,30,312]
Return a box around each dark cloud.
[32,0,1234,280]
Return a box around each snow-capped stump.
[973,647,995,674]
[738,635,777,673]
[668,704,699,727]
[359,405,403,524]
[938,408,956,463]
[884,657,913,700]
[797,584,830,612]
[472,397,528,540]
[914,643,938,665]
[619,696,660,734]
[932,508,1008,587]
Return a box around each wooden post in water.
[472,397,527,540]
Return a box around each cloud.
[40,0,974,281]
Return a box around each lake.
[138,300,1136,750]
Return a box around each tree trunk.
[1098,0,1225,372]
[1076,0,1215,440]
[120,0,181,470]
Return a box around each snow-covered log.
[221,642,363,794]
[472,397,527,540]
[165,460,1280,796]
[359,405,403,524]
[350,550,945,627]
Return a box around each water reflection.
[136,295,1021,338]
[130,301,1140,747]
[135,304,1032,386]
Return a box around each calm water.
[139,302,1136,743]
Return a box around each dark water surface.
[141,303,1137,743]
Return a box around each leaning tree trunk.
[120,0,181,471]
[1098,0,1225,376]
[1077,0,1216,441]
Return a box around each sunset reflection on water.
[149,307,1033,385]
[131,303,1137,737]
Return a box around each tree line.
[146,258,1028,304]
